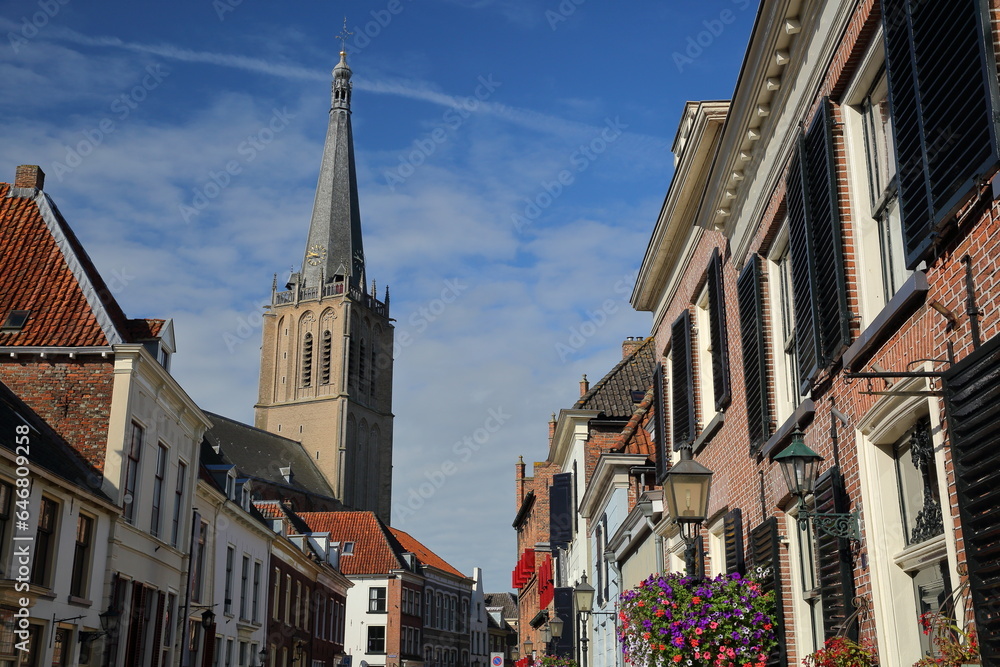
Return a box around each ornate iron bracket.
[797,509,861,540]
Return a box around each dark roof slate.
[574,337,656,419]
[485,592,518,620]
[203,411,337,499]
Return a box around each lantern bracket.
[796,508,861,540]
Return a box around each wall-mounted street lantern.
[548,615,564,639]
[775,430,860,540]
[662,448,713,579]
[574,573,595,667]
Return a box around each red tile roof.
[296,511,407,576]
[0,183,137,347]
[253,500,286,519]
[390,527,467,579]
[126,318,166,340]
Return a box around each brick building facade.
[629,0,1000,664]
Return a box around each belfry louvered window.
[737,256,770,452]
[302,333,313,387]
[706,249,731,411]
[813,467,856,640]
[881,0,1000,269]
[358,339,367,393]
[321,330,332,385]
[670,310,695,450]
[786,100,850,391]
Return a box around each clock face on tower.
[306,244,327,266]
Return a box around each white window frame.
[842,31,912,328]
[855,373,960,663]
[694,285,715,426]
[766,224,803,424]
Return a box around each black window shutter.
[882,0,1000,269]
[787,140,821,393]
[707,249,731,411]
[549,473,573,546]
[553,587,576,657]
[737,256,771,452]
[750,518,787,667]
[671,310,695,450]
[653,362,668,484]
[942,333,1000,662]
[813,467,857,640]
[723,508,745,575]
[802,100,850,365]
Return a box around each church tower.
[255,49,394,522]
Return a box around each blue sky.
[0,0,756,593]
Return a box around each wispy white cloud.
[19,25,671,154]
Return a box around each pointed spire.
[300,44,365,291]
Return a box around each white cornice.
[578,453,647,519]
[547,408,601,467]
[113,344,214,433]
[707,0,858,265]
[633,101,729,313]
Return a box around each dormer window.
[342,542,355,555]
[0,310,30,333]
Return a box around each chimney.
[548,412,556,447]
[622,336,644,359]
[14,165,45,190]
[580,374,589,396]
[516,455,527,505]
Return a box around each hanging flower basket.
[618,571,778,667]
[802,637,878,667]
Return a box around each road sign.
[491,653,504,667]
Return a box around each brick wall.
[0,358,114,472]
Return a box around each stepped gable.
[389,526,467,578]
[574,337,656,419]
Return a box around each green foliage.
[537,655,578,667]
[913,612,979,667]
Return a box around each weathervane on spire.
[337,17,353,54]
